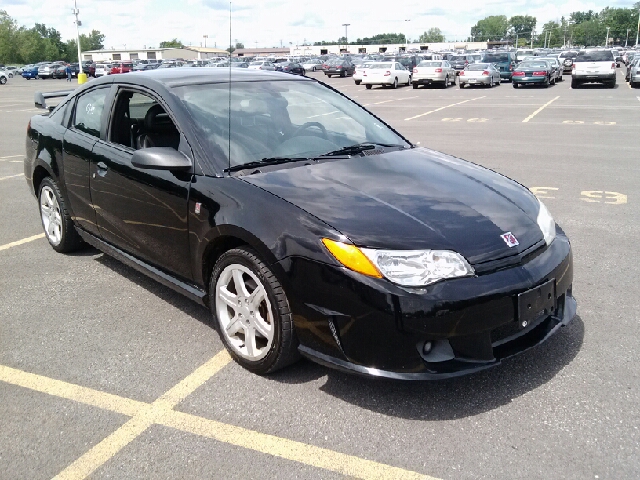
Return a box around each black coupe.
[25,69,576,379]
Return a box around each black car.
[274,62,305,75]
[323,58,355,77]
[25,69,575,379]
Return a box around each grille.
[491,314,547,346]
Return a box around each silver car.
[412,60,456,88]
[630,58,640,88]
[248,61,276,71]
[459,63,501,88]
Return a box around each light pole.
[72,0,86,84]
[203,35,208,48]
[404,19,410,51]
[342,23,350,52]
[636,7,640,47]
[605,26,610,47]
[625,29,630,47]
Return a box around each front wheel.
[211,247,299,374]
[38,177,84,253]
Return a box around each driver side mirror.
[131,147,192,171]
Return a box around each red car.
[110,62,133,74]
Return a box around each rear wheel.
[340,71,345,77]
[406,75,411,86]
[211,247,299,374]
[488,77,494,88]
[365,84,372,89]
[608,80,616,89]
[392,77,398,89]
[459,82,464,89]
[0,76,6,85]
[412,82,418,89]
[38,177,84,253]
[354,80,361,85]
[443,76,450,88]
[512,83,519,88]
[571,79,579,89]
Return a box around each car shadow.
[94,252,214,328]
[572,83,619,89]
[269,316,584,421]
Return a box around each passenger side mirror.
[131,147,192,171]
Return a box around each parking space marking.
[53,350,232,480]
[522,96,560,123]
[0,173,24,181]
[404,96,486,121]
[0,233,45,252]
[0,154,23,159]
[580,191,627,204]
[374,100,394,104]
[307,110,339,119]
[530,187,559,199]
[0,356,431,480]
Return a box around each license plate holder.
[517,279,556,328]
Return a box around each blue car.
[22,66,39,80]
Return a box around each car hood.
[241,148,544,265]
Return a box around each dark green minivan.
[481,51,516,81]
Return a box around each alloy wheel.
[215,263,274,361]
[40,186,62,245]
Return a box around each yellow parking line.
[404,96,485,121]
[1,356,433,480]
[0,173,24,181]
[0,233,45,252]
[522,96,560,123]
[53,350,232,480]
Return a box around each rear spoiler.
[34,90,74,111]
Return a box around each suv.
[571,49,616,88]
[559,51,578,73]
[481,51,516,81]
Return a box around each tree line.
[0,10,104,64]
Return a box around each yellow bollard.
[77,73,87,85]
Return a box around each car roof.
[84,68,313,89]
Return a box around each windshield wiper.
[226,157,311,172]
[319,142,407,157]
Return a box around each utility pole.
[531,29,534,49]
[636,6,640,47]
[625,29,630,47]
[72,0,86,84]
[342,23,350,52]
[404,19,410,51]
[605,26,610,47]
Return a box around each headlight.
[536,200,556,246]
[322,239,474,286]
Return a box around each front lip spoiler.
[299,295,577,381]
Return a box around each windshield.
[175,80,408,169]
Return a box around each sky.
[3,0,638,50]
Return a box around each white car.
[571,49,616,88]
[95,63,112,77]
[248,61,276,71]
[0,70,8,85]
[412,60,455,88]
[301,59,322,72]
[353,62,374,85]
[362,61,411,89]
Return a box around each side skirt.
[76,229,208,307]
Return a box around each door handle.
[95,161,108,178]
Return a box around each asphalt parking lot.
[1,70,639,479]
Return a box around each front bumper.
[280,232,575,379]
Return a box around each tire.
[412,82,418,89]
[38,177,84,253]
[0,76,6,85]
[459,82,464,89]
[551,76,556,85]
[608,81,616,89]
[571,79,579,89]
[340,71,345,77]
[406,75,411,86]
[443,76,449,88]
[512,83,519,88]
[631,81,638,89]
[210,247,299,374]
[355,80,361,85]
[489,78,494,88]
[392,77,398,89]
[365,84,372,89]
[543,77,550,88]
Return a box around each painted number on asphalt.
[580,191,627,205]
[529,187,559,199]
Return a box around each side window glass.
[74,88,109,138]
[110,90,180,151]
[48,101,67,125]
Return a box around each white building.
[289,42,489,56]
[81,46,228,62]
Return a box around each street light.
[72,0,86,84]
[203,35,208,48]
[342,23,350,52]
[636,6,640,47]
[404,19,410,50]
[625,29,630,47]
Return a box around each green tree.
[572,19,607,46]
[235,42,244,49]
[63,31,106,62]
[470,15,509,41]
[0,10,20,63]
[418,28,445,43]
[508,15,536,38]
[159,38,184,48]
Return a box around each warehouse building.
[81,46,228,62]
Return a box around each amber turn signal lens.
[321,239,383,278]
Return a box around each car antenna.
[228,1,232,172]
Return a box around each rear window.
[574,51,614,62]
[468,64,489,71]
[370,63,392,69]
[418,61,442,67]
[483,53,510,63]
[450,56,467,61]
[560,52,578,59]
[519,61,549,69]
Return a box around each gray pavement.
[0,70,638,479]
